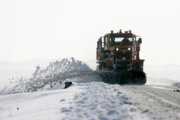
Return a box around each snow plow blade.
[99,71,146,85]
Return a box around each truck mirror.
[138,38,142,43]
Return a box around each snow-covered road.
[0,82,180,120]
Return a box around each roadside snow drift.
[1,57,178,95]
[0,58,99,95]
[0,84,82,120]
[0,82,150,120]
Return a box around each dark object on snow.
[17,107,19,110]
[64,81,72,89]
[173,82,180,88]
[142,109,149,113]
[174,89,180,92]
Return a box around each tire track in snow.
[60,82,149,120]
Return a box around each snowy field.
[0,58,180,120]
[0,82,180,120]
[0,83,81,120]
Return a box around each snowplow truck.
[96,29,146,84]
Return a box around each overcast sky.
[0,0,180,65]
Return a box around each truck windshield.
[110,37,133,44]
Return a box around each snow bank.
[146,77,180,88]
[0,84,85,120]
[146,77,175,86]
[0,58,100,95]
[0,82,150,120]
[1,57,178,95]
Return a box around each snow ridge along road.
[0,82,180,120]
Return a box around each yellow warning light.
[119,29,122,33]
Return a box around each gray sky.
[0,0,180,65]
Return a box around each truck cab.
[97,30,144,72]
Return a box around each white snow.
[0,58,179,120]
[144,90,180,108]
[146,77,175,86]
[0,84,84,120]
[149,85,173,90]
[0,58,179,93]
[0,58,92,94]
[0,82,150,120]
